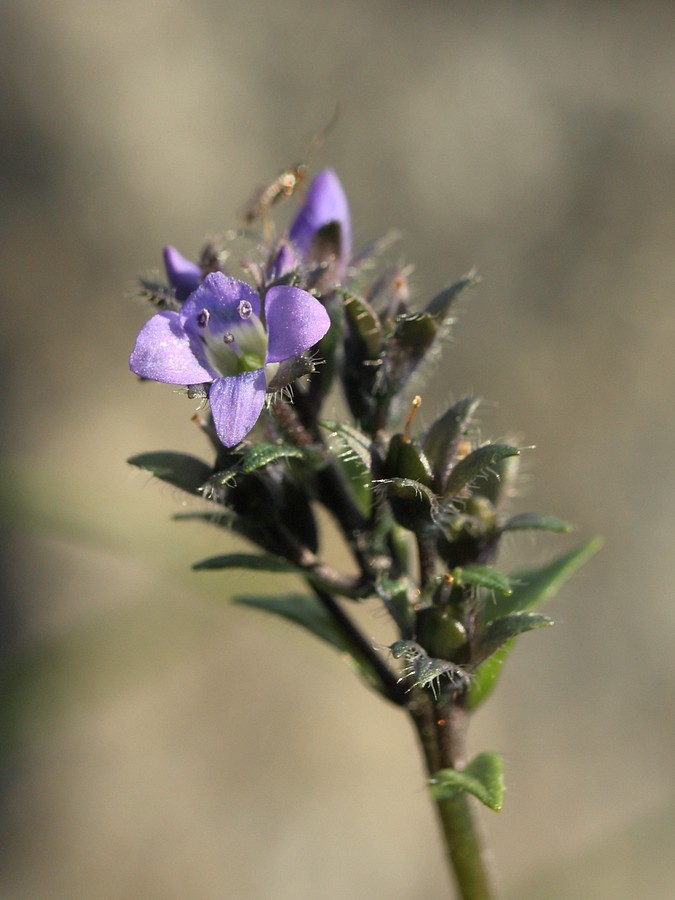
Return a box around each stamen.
[237,300,253,319]
[223,332,235,344]
[402,395,422,444]
[196,309,210,327]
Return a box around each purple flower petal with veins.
[130,272,330,447]
[208,369,268,448]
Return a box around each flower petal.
[268,242,299,280]
[163,246,201,301]
[181,272,261,329]
[208,369,267,447]
[289,169,351,265]
[130,311,216,384]
[264,286,331,363]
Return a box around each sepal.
[384,433,434,487]
[422,397,481,493]
[443,444,520,500]
[424,270,479,319]
[374,477,438,532]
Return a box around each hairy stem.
[408,692,496,899]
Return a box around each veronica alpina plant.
[129,164,600,899]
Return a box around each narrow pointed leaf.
[475,613,552,663]
[194,553,366,601]
[239,443,304,473]
[501,512,571,534]
[128,451,212,495]
[193,553,298,573]
[485,536,603,623]
[444,444,520,500]
[428,751,504,811]
[425,270,479,318]
[466,643,513,710]
[232,593,390,696]
[452,565,512,596]
[468,538,601,708]
[233,593,338,644]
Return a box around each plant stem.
[408,692,496,899]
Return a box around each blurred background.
[1,1,674,897]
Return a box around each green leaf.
[485,536,603,623]
[466,643,513,710]
[452,565,512,596]
[128,451,212,495]
[467,614,552,708]
[468,538,601,709]
[429,751,505,811]
[239,443,304,473]
[192,553,298,573]
[195,553,368,601]
[475,613,552,663]
[501,512,572,534]
[232,593,390,696]
[425,270,479,318]
[443,444,520,500]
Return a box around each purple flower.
[163,245,201,302]
[130,272,331,447]
[289,169,351,271]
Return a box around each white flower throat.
[194,301,268,377]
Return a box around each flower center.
[194,303,267,376]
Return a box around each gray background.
[2,1,674,898]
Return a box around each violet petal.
[130,311,216,384]
[181,272,261,331]
[264,286,331,363]
[208,369,267,447]
[163,246,202,301]
[289,169,351,264]
[269,242,299,280]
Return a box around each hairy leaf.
[429,751,504,811]
[128,452,212,495]
[444,444,520,500]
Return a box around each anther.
[196,309,210,327]
[223,332,235,344]
[237,300,253,319]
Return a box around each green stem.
[408,692,496,899]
